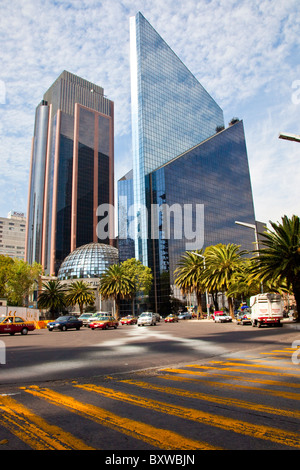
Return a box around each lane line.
[119,379,300,420]
[185,364,299,378]
[160,368,300,397]
[23,386,219,450]
[0,395,94,450]
[75,383,300,449]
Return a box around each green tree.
[6,259,42,306]
[65,280,95,315]
[250,215,300,321]
[99,264,134,320]
[204,243,246,318]
[121,258,153,315]
[0,255,14,298]
[38,280,66,318]
[174,249,206,319]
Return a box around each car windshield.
[55,316,70,321]
[95,316,109,321]
[140,313,151,317]
[79,314,91,318]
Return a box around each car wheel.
[61,325,67,331]
[21,327,28,335]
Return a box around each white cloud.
[0,0,299,225]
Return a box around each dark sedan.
[47,315,83,331]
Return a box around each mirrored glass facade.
[57,242,118,280]
[147,121,256,312]
[130,12,224,265]
[26,71,114,275]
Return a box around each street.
[0,319,299,453]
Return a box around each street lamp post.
[190,252,209,315]
[235,220,263,293]
[279,132,300,143]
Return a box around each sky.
[0,0,299,229]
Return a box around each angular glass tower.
[130,12,224,265]
[148,120,256,312]
[26,71,114,275]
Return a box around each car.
[120,315,137,325]
[236,308,251,325]
[89,315,119,330]
[47,315,83,331]
[0,316,35,335]
[214,312,232,323]
[153,312,161,322]
[164,314,179,323]
[137,312,156,326]
[87,312,110,326]
[78,313,94,327]
[178,312,192,320]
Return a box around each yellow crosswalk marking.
[75,383,300,449]
[160,368,300,398]
[22,386,220,450]
[120,379,300,420]
[0,395,94,450]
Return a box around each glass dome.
[57,243,119,280]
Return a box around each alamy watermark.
[0,80,6,105]
[291,340,300,364]
[292,80,300,105]
[97,200,205,251]
[0,340,6,364]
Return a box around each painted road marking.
[22,386,220,450]
[0,394,94,450]
[119,379,300,420]
[75,382,300,449]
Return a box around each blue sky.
[0,0,299,228]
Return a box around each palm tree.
[98,264,135,320]
[38,280,66,319]
[174,250,206,319]
[250,215,300,321]
[65,280,95,315]
[204,243,246,318]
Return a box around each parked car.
[89,315,119,330]
[78,313,94,327]
[0,316,35,335]
[178,312,192,320]
[164,314,179,323]
[120,315,137,325]
[47,315,83,331]
[236,308,251,325]
[137,312,157,326]
[214,312,232,323]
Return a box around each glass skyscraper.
[148,120,256,312]
[118,12,257,314]
[26,71,114,275]
[130,12,224,265]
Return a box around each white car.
[214,312,232,323]
[137,312,157,326]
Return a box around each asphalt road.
[0,319,298,387]
[0,320,299,452]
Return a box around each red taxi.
[89,315,119,330]
[120,315,137,325]
[0,316,36,335]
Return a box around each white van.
[250,293,283,327]
[137,312,157,326]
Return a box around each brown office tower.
[25,71,114,275]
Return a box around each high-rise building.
[147,120,256,312]
[130,12,224,265]
[118,13,257,314]
[26,71,114,275]
[0,211,26,259]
